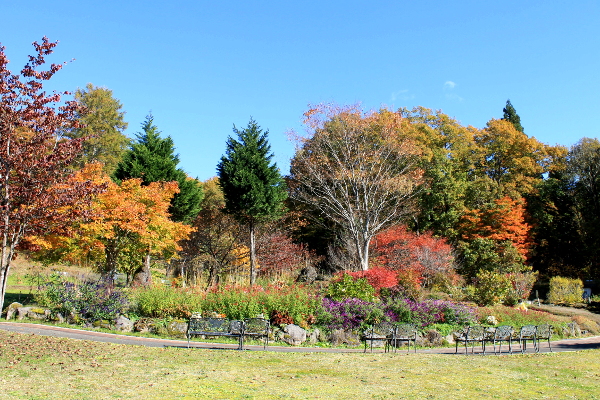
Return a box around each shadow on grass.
[4,291,35,306]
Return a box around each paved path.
[2,321,599,354]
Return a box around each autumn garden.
[2,38,600,347]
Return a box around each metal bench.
[487,325,514,354]
[242,317,271,350]
[186,316,244,350]
[391,323,418,353]
[535,324,553,353]
[364,321,395,352]
[455,325,488,354]
[518,325,537,353]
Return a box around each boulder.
[308,328,321,344]
[115,315,134,332]
[282,324,307,346]
[5,302,23,320]
[328,329,361,347]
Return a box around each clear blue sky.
[2,1,599,181]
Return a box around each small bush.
[347,267,397,294]
[133,286,203,318]
[327,274,376,302]
[36,277,130,322]
[547,276,583,305]
[468,270,512,306]
[318,297,386,331]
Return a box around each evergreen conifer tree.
[502,99,525,133]
[217,119,287,285]
[113,114,203,223]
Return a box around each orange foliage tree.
[459,196,532,259]
[44,164,193,285]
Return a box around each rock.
[5,302,23,320]
[134,318,154,333]
[283,324,307,346]
[17,307,32,320]
[115,315,134,332]
[296,265,318,284]
[422,330,442,347]
[563,322,581,337]
[308,328,321,344]
[444,334,455,345]
[328,329,361,347]
[166,320,188,337]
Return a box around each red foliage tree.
[347,266,398,293]
[257,230,317,279]
[0,38,103,310]
[371,225,455,288]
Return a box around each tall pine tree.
[502,99,524,133]
[217,119,287,285]
[113,114,203,223]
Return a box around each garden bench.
[486,325,514,354]
[364,321,395,352]
[186,315,244,350]
[390,323,418,353]
[518,325,537,353]
[454,325,488,354]
[535,324,553,353]
[242,317,271,350]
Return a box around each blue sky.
[2,1,599,181]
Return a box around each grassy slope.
[1,330,599,400]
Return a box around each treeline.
[1,39,598,311]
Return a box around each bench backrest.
[244,318,270,335]
[369,321,395,337]
[536,324,553,339]
[395,323,417,339]
[493,325,514,340]
[519,325,537,339]
[188,317,242,334]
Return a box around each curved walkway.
[2,321,600,354]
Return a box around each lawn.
[1,330,599,399]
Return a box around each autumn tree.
[217,119,287,285]
[178,177,245,288]
[66,83,129,174]
[289,104,423,271]
[52,164,193,285]
[398,107,480,240]
[474,119,550,199]
[113,114,203,223]
[502,99,524,133]
[371,225,455,288]
[0,38,104,310]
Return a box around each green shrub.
[547,276,583,305]
[132,286,203,318]
[35,277,130,321]
[327,274,376,302]
[468,270,512,306]
[504,271,538,305]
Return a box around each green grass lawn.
[1,330,599,399]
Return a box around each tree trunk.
[249,220,257,286]
[361,239,370,271]
[132,251,152,287]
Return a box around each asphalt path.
[1,321,599,354]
